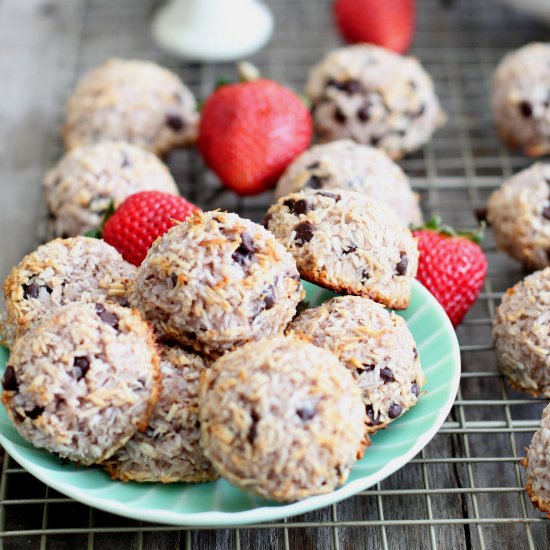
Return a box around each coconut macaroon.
[63,58,199,156]
[492,43,550,157]
[130,210,304,357]
[104,344,217,483]
[487,163,550,270]
[199,335,366,502]
[288,295,424,432]
[1,302,161,465]
[0,237,135,348]
[305,45,445,159]
[493,268,550,397]
[274,140,422,226]
[523,403,550,517]
[44,141,179,238]
[262,189,418,309]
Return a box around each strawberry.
[103,191,200,266]
[333,0,415,54]
[412,217,487,327]
[198,67,313,196]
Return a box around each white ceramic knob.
[152,0,274,63]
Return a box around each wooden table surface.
[1,0,550,549]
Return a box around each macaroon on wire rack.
[1,0,549,548]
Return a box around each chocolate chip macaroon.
[0,237,135,348]
[44,141,179,238]
[492,43,550,157]
[305,45,446,159]
[199,335,366,502]
[104,344,217,483]
[493,268,550,397]
[130,210,304,357]
[263,189,419,309]
[274,140,422,227]
[487,163,550,270]
[288,295,424,433]
[1,302,161,465]
[63,58,199,156]
[523,403,550,517]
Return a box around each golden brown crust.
[496,126,550,158]
[525,479,550,518]
[503,371,544,398]
[299,269,410,310]
[104,462,219,483]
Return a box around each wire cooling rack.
[2,0,550,548]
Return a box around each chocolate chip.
[260,213,273,229]
[120,151,131,168]
[357,105,370,122]
[334,107,347,124]
[543,207,550,220]
[296,403,317,421]
[248,409,260,445]
[474,207,488,223]
[365,404,381,425]
[343,245,357,255]
[73,356,90,381]
[264,289,276,310]
[2,366,18,392]
[22,283,39,299]
[361,269,370,282]
[388,403,403,419]
[327,79,363,95]
[317,191,341,202]
[519,101,533,118]
[357,363,375,373]
[411,104,426,118]
[294,222,315,246]
[413,347,419,360]
[283,198,296,209]
[25,406,44,420]
[171,274,178,287]
[370,135,381,146]
[411,381,420,397]
[22,283,53,298]
[307,162,320,170]
[395,252,408,276]
[304,175,323,190]
[166,113,184,131]
[232,232,257,265]
[242,233,257,253]
[380,367,395,384]
[292,199,312,215]
[95,303,119,330]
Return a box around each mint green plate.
[0,280,460,526]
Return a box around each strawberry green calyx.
[84,199,115,239]
[413,216,485,245]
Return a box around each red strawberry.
[103,191,200,266]
[333,0,415,54]
[412,217,487,327]
[198,72,313,196]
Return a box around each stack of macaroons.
[1,198,424,501]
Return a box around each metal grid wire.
[2,0,550,548]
